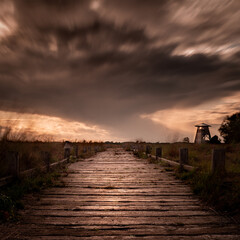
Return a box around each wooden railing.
[0,144,105,188]
[0,157,69,187]
[132,146,226,173]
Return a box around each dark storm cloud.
[102,0,240,47]
[0,0,240,140]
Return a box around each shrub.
[219,112,240,143]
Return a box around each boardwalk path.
[2,148,240,239]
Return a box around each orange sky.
[0,92,239,142]
[141,93,240,141]
[0,0,239,142]
[0,110,113,142]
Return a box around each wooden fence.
[0,157,69,187]
[0,143,103,187]
[133,145,226,173]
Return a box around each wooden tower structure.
[194,123,211,144]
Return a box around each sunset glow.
[0,111,111,141]
[142,93,240,141]
[0,0,239,142]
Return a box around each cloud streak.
[0,0,239,141]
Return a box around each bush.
[209,135,221,144]
[219,112,240,143]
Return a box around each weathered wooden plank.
[16,224,240,236]
[22,235,240,240]
[43,188,193,194]
[1,148,239,240]
[41,191,193,196]
[28,205,208,211]
[58,184,191,188]
[24,209,212,217]
[21,215,230,226]
[37,200,201,206]
[38,196,200,202]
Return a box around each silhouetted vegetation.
[219,111,240,143]
[209,135,221,144]
[0,169,63,222]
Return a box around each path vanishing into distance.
[1,148,240,239]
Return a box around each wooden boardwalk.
[1,148,240,239]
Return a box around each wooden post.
[132,145,137,153]
[42,151,50,172]
[211,149,225,174]
[179,148,188,167]
[75,145,78,158]
[64,148,70,162]
[146,145,152,155]
[7,151,20,178]
[138,144,144,153]
[156,148,162,160]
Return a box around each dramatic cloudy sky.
[0,0,239,142]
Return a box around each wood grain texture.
[1,148,239,239]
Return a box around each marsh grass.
[149,143,240,174]
[175,169,240,215]
[0,126,64,177]
[0,141,64,178]
[0,168,64,222]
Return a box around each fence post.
[88,146,91,153]
[211,149,225,174]
[179,148,188,169]
[138,144,144,153]
[75,145,78,158]
[42,151,50,172]
[7,151,20,178]
[146,145,152,156]
[156,147,162,160]
[64,148,70,162]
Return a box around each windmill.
[194,123,211,143]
